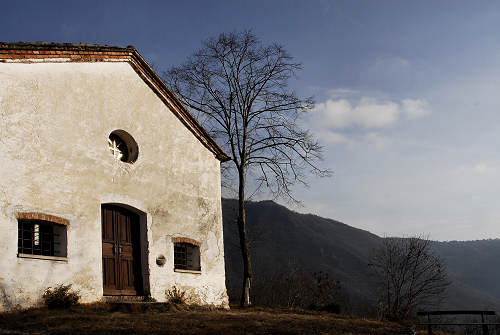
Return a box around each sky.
[2,1,500,241]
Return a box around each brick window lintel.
[16,212,70,226]
[171,237,200,247]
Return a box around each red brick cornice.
[16,212,69,226]
[0,42,230,162]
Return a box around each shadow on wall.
[0,279,36,311]
[0,280,14,311]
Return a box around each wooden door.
[102,205,142,296]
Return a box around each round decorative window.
[108,130,139,163]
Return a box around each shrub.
[251,268,346,313]
[142,295,157,302]
[42,284,80,309]
[165,286,186,305]
[311,303,341,314]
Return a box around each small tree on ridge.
[370,235,450,320]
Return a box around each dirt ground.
[0,303,417,335]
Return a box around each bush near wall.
[42,284,80,309]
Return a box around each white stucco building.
[0,42,230,310]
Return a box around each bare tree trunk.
[237,167,252,307]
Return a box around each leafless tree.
[164,31,330,306]
[369,235,450,321]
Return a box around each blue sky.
[3,1,500,240]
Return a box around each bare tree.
[164,31,330,306]
[369,235,450,320]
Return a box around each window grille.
[18,220,67,258]
[174,243,201,271]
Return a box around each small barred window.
[18,220,67,258]
[174,242,201,271]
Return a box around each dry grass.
[0,303,427,335]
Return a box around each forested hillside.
[222,199,500,314]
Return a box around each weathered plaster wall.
[0,62,228,310]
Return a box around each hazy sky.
[3,1,500,241]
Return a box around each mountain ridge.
[222,198,500,313]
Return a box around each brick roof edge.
[0,42,231,162]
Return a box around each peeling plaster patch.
[0,278,15,311]
[203,232,220,272]
[111,161,132,182]
[73,268,98,292]
[0,189,9,214]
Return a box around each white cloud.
[307,93,430,150]
[355,98,400,128]
[313,97,400,129]
[402,99,429,119]
[312,96,430,130]
[315,130,349,144]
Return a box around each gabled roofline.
[0,42,231,162]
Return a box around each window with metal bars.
[174,242,201,271]
[18,220,67,258]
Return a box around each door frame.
[101,203,150,296]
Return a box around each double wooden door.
[102,205,142,296]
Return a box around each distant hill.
[432,240,500,311]
[222,198,500,313]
